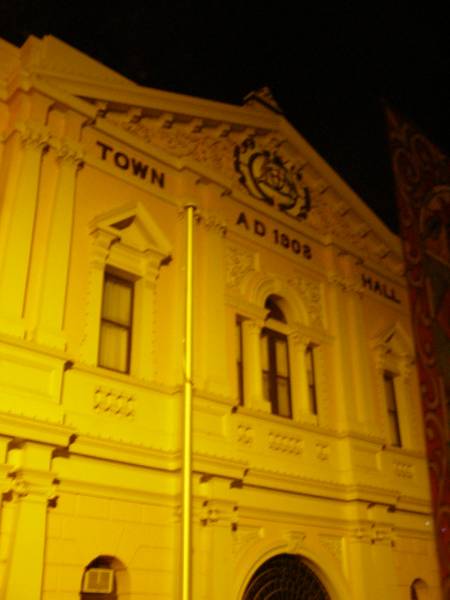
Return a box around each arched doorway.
[243,553,331,599]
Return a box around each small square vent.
[83,568,114,594]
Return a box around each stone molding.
[103,107,403,276]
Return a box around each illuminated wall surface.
[0,35,442,599]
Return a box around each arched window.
[235,289,322,421]
[81,556,117,599]
[261,295,292,417]
[243,553,330,599]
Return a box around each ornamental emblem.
[234,136,312,221]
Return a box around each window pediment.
[90,202,172,261]
[372,323,414,364]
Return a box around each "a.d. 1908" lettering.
[236,211,312,259]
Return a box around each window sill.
[232,405,337,436]
[68,361,180,395]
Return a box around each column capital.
[200,499,236,528]
[327,272,363,295]
[242,319,264,334]
[288,329,310,347]
[8,468,57,505]
[54,138,85,167]
[89,228,120,268]
[142,249,169,284]
[198,211,227,237]
[15,120,51,151]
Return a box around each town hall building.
[0,35,441,599]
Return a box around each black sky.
[1,2,449,233]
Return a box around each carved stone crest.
[234,136,312,221]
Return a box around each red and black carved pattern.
[387,108,450,596]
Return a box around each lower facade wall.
[43,491,177,599]
[0,442,442,599]
[32,481,441,599]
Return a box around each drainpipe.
[181,203,195,600]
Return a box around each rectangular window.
[98,273,134,373]
[236,317,244,405]
[384,371,402,447]
[261,328,292,418]
[306,344,318,415]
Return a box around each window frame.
[306,343,318,416]
[235,316,244,405]
[98,271,135,374]
[83,204,172,380]
[261,325,292,418]
[384,370,402,447]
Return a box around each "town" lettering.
[361,274,400,304]
[96,141,165,189]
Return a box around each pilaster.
[328,250,375,432]
[198,498,235,600]
[2,442,56,600]
[326,274,355,430]
[288,331,316,423]
[195,209,231,397]
[34,137,84,350]
[0,119,51,338]
[347,516,397,600]
[344,279,374,427]
[242,319,271,413]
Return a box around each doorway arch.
[242,553,331,599]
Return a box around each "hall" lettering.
[361,274,400,304]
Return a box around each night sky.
[1,2,449,233]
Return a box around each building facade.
[0,35,441,599]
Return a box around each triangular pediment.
[91,202,172,259]
[96,108,402,273]
[2,35,404,276]
[372,323,414,359]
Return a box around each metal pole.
[181,203,195,600]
